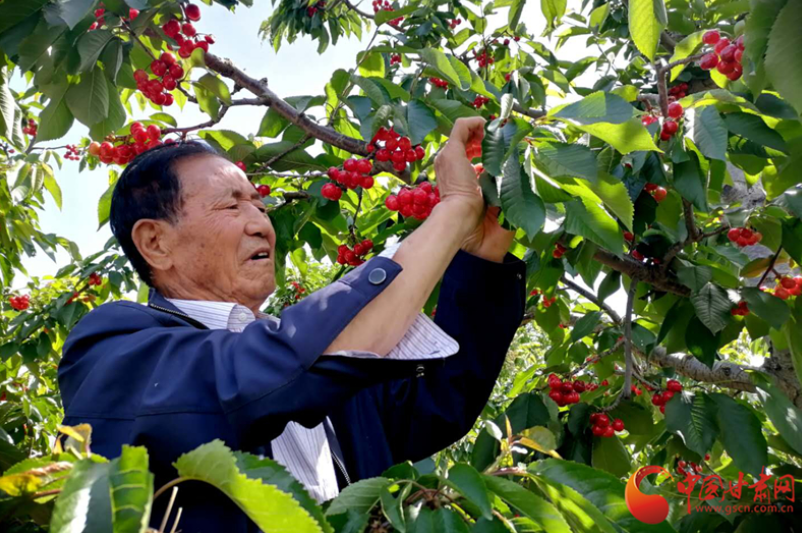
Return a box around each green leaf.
[665,392,718,456]
[598,271,621,304]
[692,106,728,161]
[676,263,712,292]
[199,130,249,152]
[534,459,675,533]
[375,3,418,25]
[534,477,619,533]
[669,31,704,81]
[50,460,113,533]
[628,0,668,61]
[18,18,65,72]
[419,48,466,90]
[350,75,387,107]
[764,0,802,115]
[755,382,802,456]
[0,0,50,34]
[77,29,114,73]
[723,113,788,152]
[357,51,385,79]
[427,99,479,125]
[380,487,405,532]
[198,73,232,105]
[434,508,469,533]
[446,464,492,519]
[174,440,323,532]
[565,198,625,254]
[234,452,332,533]
[98,181,115,229]
[710,393,769,477]
[89,77,126,141]
[109,446,154,533]
[672,152,708,211]
[541,0,568,33]
[591,434,632,478]
[326,477,392,516]
[685,316,719,367]
[571,311,602,341]
[193,84,221,121]
[535,143,597,181]
[66,68,110,126]
[741,287,789,330]
[499,153,545,238]
[690,282,731,334]
[51,0,95,29]
[552,92,634,125]
[259,107,290,138]
[407,100,437,145]
[37,81,74,142]
[483,475,571,533]
[42,163,62,210]
[577,118,660,154]
[0,69,23,145]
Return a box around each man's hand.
[434,117,486,223]
[461,204,515,263]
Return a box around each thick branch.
[592,248,690,297]
[560,276,622,324]
[660,32,677,53]
[203,53,368,156]
[622,282,637,399]
[648,346,756,392]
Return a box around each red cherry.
[776,287,790,300]
[734,48,744,63]
[653,187,667,202]
[703,30,720,45]
[235,161,247,172]
[592,425,605,437]
[414,145,425,160]
[727,228,741,241]
[632,250,644,261]
[717,60,735,75]
[705,454,711,461]
[727,64,743,81]
[147,124,161,141]
[623,231,634,242]
[169,64,185,79]
[548,390,563,404]
[720,45,737,63]
[134,69,149,83]
[356,159,372,174]
[666,379,682,392]
[596,414,610,428]
[714,38,731,55]
[385,195,399,211]
[662,120,679,135]
[375,149,390,162]
[321,183,343,201]
[205,35,216,44]
[603,426,615,438]
[128,8,140,19]
[573,381,586,393]
[782,277,796,290]
[612,419,624,432]
[667,102,684,119]
[361,176,374,189]
[257,185,271,197]
[185,3,202,21]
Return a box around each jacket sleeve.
[58,256,428,448]
[370,249,526,464]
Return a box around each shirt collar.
[165,298,268,330]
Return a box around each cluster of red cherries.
[474,49,495,68]
[337,240,373,267]
[134,51,185,107]
[650,379,683,414]
[772,276,802,300]
[589,413,625,438]
[390,54,401,65]
[668,82,689,101]
[658,102,685,141]
[8,294,30,311]
[731,300,750,316]
[541,295,557,308]
[552,243,568,259]
[449,18,461,29]
[472,95,491,109]
[547,374,600,407]
[289,281,306,300]
[161,3,213,57]
[305,1,326,16]
[643,182,668,202]
[372,0,404,26]
[88,122,164,165]
[699,31,745,81]
[22,119,37,137]
[63,145,82,162]
[502,36,521,46]
[370,128,426,172]
[385,182,441,220]
[676,457,708,477]
[429,78,449,89]
[727,227,763,247]
[323,158,375,201]
[87,272,103,287]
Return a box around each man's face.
[159,154,277,309]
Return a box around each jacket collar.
[147,288,210,330]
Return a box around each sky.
[15,0,627,310]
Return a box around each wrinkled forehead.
[174,154,256,204]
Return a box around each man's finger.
[446,117,486,150]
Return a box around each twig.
[513,103,547,120]
[655,61,670,117]
[168,508,183,533]
[343,0,375,19]
[623,282,637,400]
[560,275,622,324]
[164,104,233,135]
[261,134,312,169]
[158,486,179,533]
[660,32,677,53]
[592,247,689,297]
[153,477,187,502]
[758,246,783,288]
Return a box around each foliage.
[1,0,802,531]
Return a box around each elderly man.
[58,118,525,532]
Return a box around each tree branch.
[758,246,783,288]
[660,32,677,53]
[622,281,637,400]
[648,346,756,392]
[592,247,690,297]
[342,0,375,19]
[513,103,546,120]
[560,275,622,324]
[203,53,368,156]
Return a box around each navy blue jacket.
[58,250,525,532]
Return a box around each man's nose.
[245,206,275,239]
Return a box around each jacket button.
[368,268,387,285]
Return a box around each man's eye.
[227,204,238,210]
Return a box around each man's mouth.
[250,251,271,261]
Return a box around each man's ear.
[132,219,175,274]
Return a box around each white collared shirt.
[166,254,458,501]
